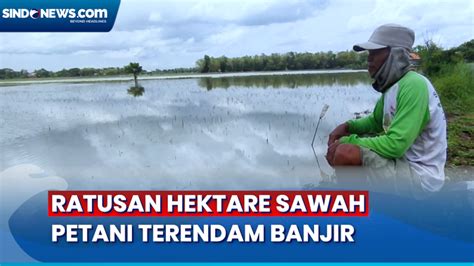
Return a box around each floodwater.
[0,70,377,190]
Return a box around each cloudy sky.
[0,0,473,71]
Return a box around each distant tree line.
[0,65,203,80]
[1,40,472,80]
[0,51,368,80]
[149,67,198,74]
[196,51,369,73]
[0,66,147,79]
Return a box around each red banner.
[48,190,369,217]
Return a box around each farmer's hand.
[326,140,340,166]
[327,122,350,146]
[326,142,362,166]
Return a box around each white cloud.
[348,0,474,46]
[0,0,472,71]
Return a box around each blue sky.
[0,0,473,71]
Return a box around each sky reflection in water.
[0,72,377,190]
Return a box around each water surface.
[0,71,377,190]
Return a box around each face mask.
[372,47,411,93]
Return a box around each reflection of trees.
[198,72,371,90]
[127,86,145,97]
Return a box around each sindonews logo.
[0,0,120,32]
[2,8,107,19]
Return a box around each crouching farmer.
[326,24,447,195]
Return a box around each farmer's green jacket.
[339,71,447,192]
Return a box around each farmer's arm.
[348,97,384,134]
[327,97,384,145]
[339,77,430,159]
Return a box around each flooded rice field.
[0,71,377,190]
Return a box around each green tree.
[201,55,211,73]
[209,57,220,72]
[0,68,17,79]
[124,62,143,88]
[219,56,228,72]
[414,40,445,76]
[34,68,51,78]
[455,39,474,62]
